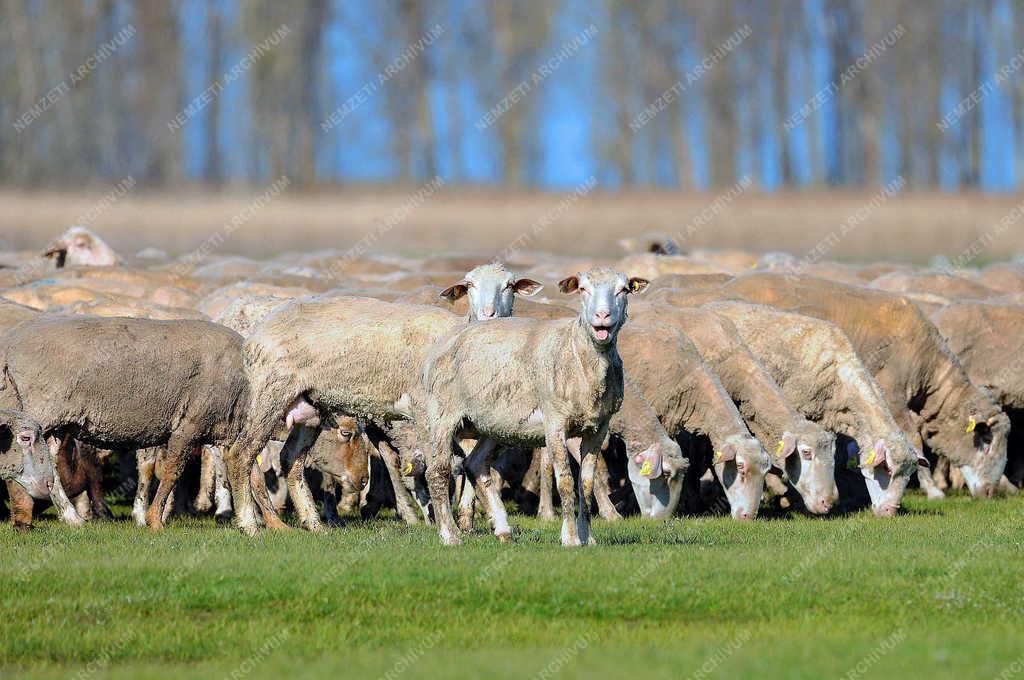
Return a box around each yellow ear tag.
[966,417,977,434]
[256,454,263,467]
[775,440,785,456]
[639,460,653,477]
[864,450,876,467]
[402,462,413,475]
[713,451,722,464]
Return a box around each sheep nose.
[736,510,753,521]
[817,499,832,514]
[981,483,996,499]
[593,310,611,324]
[481,306,495,318]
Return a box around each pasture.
[3,495,1022,680]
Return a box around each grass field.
[1,494,1022,679]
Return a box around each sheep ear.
[713,443,737,464]
[627,277,650,294]
[775,433,798,460]
[513,278,543,297]
[558,275,580,294]
[439,282,469,302]
[864,440,888,468]
[256,452,272,473]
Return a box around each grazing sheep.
[0,409,52,505]
[709,302,924,516]
[930,301,1024,489]
[630,302,838,514]
[6,434,110,529]
[615,322,771,520]
[0,316,248,529]
[421,269,648,546]
[717,274,1010,499]
[42,226,121,268]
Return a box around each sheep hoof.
[439,527,462,546]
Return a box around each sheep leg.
[74,492,93,520]
[577,432,603,547]
[146,439,197,531]
[133,448,156,527]
[918,464,945,500]
[412,474,432,524]
[547,424,582,547]
[85,449,112,520]
[161,486,176,525]
[592,454,621,521]
[536,447,556,520]
[322,479,342,526]
[281,424,325,533]
[464,438,511,542]
[932,455,950,491]
[426,421,462,546]
[457,470,477,532]
[368,432,421,525]
[999,474,1019,495]
[46,434,84,527]
[250,457,290,530]
[211,448,233,521]
[6,480,34,530]
[194,446,216,513]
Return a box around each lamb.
[420,268,648,546]
[708,301,924,516]
[615,322,772,520]
[629,302,838,514]
[716,274,1010,498]
[0,315,249,529]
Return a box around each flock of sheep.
[0,226,1021,546]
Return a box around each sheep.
[222,263,542,534]
[629,301,838,514]
[42,226,121,268]
[6,435,110,529]
[715,274,1010,499]
[0,315,248,529]
[0,409,52,508]
[615,321,771,520]
[930,301,1024,489]
[225,296,466,535]
[708,301,925,516]
[869,271,1002,301]
[420,268,649,546]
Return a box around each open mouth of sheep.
[592,325,613,341]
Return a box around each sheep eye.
[339,430,353,438]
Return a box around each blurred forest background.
[3,0,1022,192]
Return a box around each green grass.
[2,495,1023,679]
